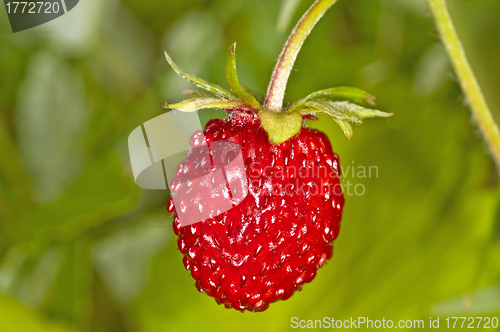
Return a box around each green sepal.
[334,119,354,139]
[287,100,391,140]
[258,109,303,145]
[166,98,253,113]
[164,51,237,100]
[300,86,376,106]
[225,43,261,109]
[287,100,363,124]
[327,101,393,119]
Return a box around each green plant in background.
[0,0,499,331]
[427,0,500,170]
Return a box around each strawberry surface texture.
[167,110,344,312]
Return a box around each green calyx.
[164,43,391,144]
[258,110,303,145]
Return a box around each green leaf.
[164,51,236,100]
[288,100,363,124]
[225,43,261,109]
[286,100,391,139]
[166,98,253,113]
[334,118,354,139]
[327,101,393,119]
[301,86,376,106]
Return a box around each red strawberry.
[167,110,343,311]
[162,0,391,312]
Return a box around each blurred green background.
[0,0,499,331]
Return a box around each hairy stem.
[264,0,339,113]
[427,0,500,170]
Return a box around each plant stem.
[264,0,339,113]
[427,0,500,170]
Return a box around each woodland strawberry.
[163,0,391,312]
[168,110,343,311]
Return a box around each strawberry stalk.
[427,0,500,170]
[264,0,339,113]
